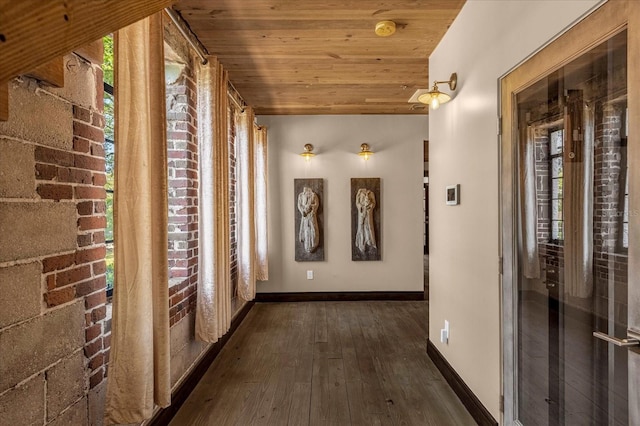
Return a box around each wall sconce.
[300,143,316,161]
[358,143,374,160]
[418,72,458,110]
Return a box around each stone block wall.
[0,50,109,425]
[0,21,249,423]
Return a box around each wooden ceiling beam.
[26,57,65,88]
[0,0,175,84]
[74,39,105,65]
[0,83,8,121]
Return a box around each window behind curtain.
[103,35,115,297]
[550,128,564,242]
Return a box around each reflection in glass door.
[515,30,629,425]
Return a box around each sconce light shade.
[418,90,451,110]
[358,143,374,160]
[300,143,316,161]
[418,72,457,110]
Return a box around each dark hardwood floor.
[169,301,476,426]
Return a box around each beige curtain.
[254,125,269,281]
[520,126,541,279]
[195,58,232,342]
[104,13,170,424]
[564,96,594,298]
[236,107,256,301]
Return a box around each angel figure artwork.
[298,187,320,253]
[294,178,324,261]
[351,178,381,261]
[355,188,377,252]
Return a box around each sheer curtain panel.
[564,97,594,298]
[520,126,540,279]
[254,125,269,281]
[195,58,232,342]
[236,108,257,301]
[104,12,171,424]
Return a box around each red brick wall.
[37,79,111,391]
[167,70,199,327]
[593,102,628,330]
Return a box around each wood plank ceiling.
[174,0,465,115]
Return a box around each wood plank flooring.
[170,301,476,426]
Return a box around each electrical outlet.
[307,270,314,280]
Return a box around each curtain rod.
[164,7,249,111]
[227,81,247,112]
[164,8,209,65]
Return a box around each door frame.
[499,1,640,423]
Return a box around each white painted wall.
[256,115,427,293]
[428,0,602,421]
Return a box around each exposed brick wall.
[593,103,625,253]
[593,102,627,330]
[0,50,109,425]
[166,69,199,327]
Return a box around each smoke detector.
[375,21,396,37]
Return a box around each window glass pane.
[103,34,115,294]
[623,193,629,223]
[551,220,564,241]
[103,36,114,87]
[623,222,629,249]
[104,93,114,142]
[106,243,114,293]
[551,157,563,178]
[552,177,563,199]
[551,199,562,221]
[550,129,564,155]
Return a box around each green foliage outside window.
[103,35,115,294]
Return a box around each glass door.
[500,2,640,424]
[515,29,629,425]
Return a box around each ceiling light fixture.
[358,143,374,160]
[418,73,458,110]
[375,20,396,37]
[300,144,316,161]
